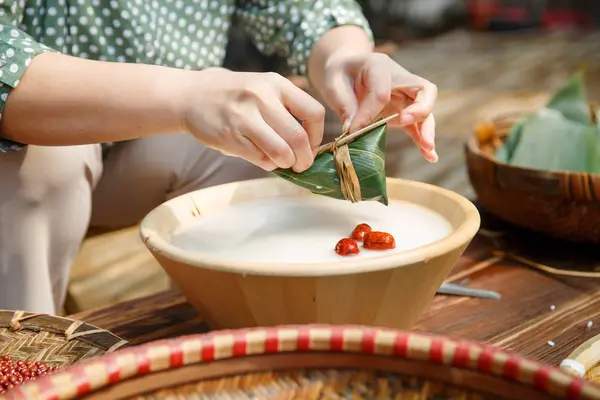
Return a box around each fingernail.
[401,113,415,125]
[428,149,439,163]
[423,130,435,151]
[342,119,351,133]
[293,162,311,173]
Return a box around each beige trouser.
[0,134,269,315]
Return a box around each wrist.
[308,26,372,92]
[162,68,200,135]
[177,67,233,135]
[323,37,373,70]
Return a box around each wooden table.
[69,203,600,367]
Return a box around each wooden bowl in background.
[8,325,600,399]
[139,177,480,331]
[466,115,600,244]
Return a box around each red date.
[363,231,396,250]
[335,238,360,256]
[350,223,372,241]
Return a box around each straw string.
[492,251,600,278]
[316,113,400,157]
[331,129,361,202]
[9,311,43,331]
[478,230,600,278]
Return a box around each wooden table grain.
[69,204,600,367]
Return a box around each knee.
[0,145,102,205]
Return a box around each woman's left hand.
[319,52,438,163]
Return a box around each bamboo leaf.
[495,71,595,171]
[273,124,388,205]
[588,108,600,174]
[495,119,525,162]
[545,71,591,125]
[509,108,589,172]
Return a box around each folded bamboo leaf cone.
[273,123,389,205]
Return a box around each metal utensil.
[437,282,501,300]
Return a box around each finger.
[278,79,325,154]
[261,101,314,172]
[403,124,421,148]
[403,120,437,163]
[380,93,411,128]
[420,114,438,162]
[321,70,358,132]
[242,111,296,169]
[397,78,438,125]
[235,136,278,171]
[349,58,392,133]
[419,114,436,151]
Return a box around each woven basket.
[466,115,600,244]
[7,325,600,399]
[561,333,600,383]
[0,310,128,368]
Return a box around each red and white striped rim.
[4,325,600,400]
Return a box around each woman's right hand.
[182,68,326,172]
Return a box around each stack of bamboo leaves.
[496,72,600,174]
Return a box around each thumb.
[323,71,358,133]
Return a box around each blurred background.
[66,0,600,314]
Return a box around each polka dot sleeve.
[0,22,57,152]
[235,0,373,76]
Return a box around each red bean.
[0,355,59,392]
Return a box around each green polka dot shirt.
[0,0,372,153]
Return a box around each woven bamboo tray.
[0,310,128,368]
[7,325,600,399]
[466,114,600,244]
[561,333,600,383]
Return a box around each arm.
[0,5,188,148]
[0,7,326,172]
[1,52,189,146]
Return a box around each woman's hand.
[318,52,438,163]
[182,68,325,172]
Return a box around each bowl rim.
[139,177,481,277]
[561,331,600,378]
[467,132,600,203]
[10,325,599,400]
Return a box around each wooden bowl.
[8,325,600,399]
[466,116,600,244]
[139,177,480,330]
